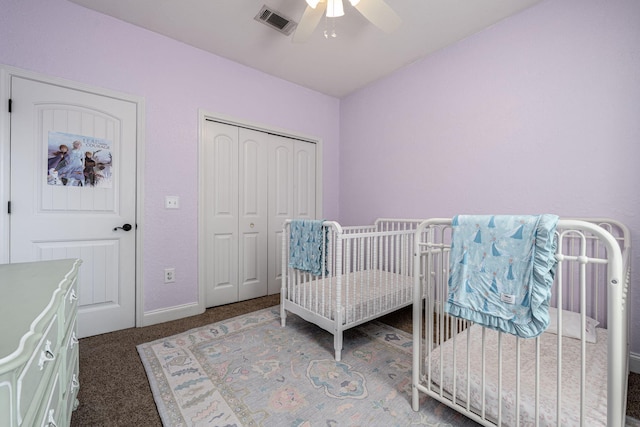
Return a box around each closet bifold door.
[293,140,316,221]
[237,128,268,302]
[267,139,317,295]
[204,121,240,307]
[203,119,316,307]
[267,135,294,297]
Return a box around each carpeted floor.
[71,295,640,426]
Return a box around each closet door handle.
[113,223,132,231]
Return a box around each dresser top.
[0,259,81,362]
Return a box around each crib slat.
[580,255,587,426]
[479,326,485,419]
[466,322,471,413]
[535,336,540,427]
[497,331,502,425]
[515,337,521,427]
[557,248,564,426]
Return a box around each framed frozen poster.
[47,131,113,187]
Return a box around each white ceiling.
[67,0,543,98]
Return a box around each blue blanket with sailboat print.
[446,214,559,338]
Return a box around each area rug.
[137,307,481,426]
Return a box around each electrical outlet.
[165,196,179,209]
[164,268,175,283]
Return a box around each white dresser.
[0,259,82,427]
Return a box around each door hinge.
[7,201,10,214]
[8,99,11,113]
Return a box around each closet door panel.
[272,143,294,218]
[267,137,294,295]
[238,129,268,301]
[204,121,239,307]
[294,141,317,219]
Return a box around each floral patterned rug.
[137,307,480,427]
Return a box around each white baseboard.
[630,352,640,374]
[141,302,204,327]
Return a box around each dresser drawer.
[35,370,62,427]
[63,316,79,393]
[63,326,79,375]
[65,354,80,420]
[17,313,60,423]
[62,278,79,332]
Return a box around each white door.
[203,121,239,306]
[204,122,269,306]
[267,139,316,295]
[10,76,137,338]
[238,128,268,301]
[293,141,317,220]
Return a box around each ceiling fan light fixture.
[294,0,401,43]
[325,0,345,18]
[305,0,321,8]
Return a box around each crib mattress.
[427,324,608,426]
[287,269,412,325]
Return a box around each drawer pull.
[72,374,80,390]
[47,409,58,427]
[69,289,78,302]
[38,340,56,370]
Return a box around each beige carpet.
[71,295,640,426]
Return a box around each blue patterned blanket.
[446,214,558,338]
[288,219,327,276]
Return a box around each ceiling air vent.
[254,5,297,36]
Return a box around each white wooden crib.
[281,218,422,361]
[411,218,631,426]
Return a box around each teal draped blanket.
[288,219,327,276]
[446,214,558,338]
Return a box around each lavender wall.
[340,0,640,354]
[0,0,340,312]
[2,0,639,356]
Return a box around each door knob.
[113,223,133,231]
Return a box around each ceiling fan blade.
[293,2,327,43]
[352,0,401,33]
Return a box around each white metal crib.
[281,218,422,361]
[411,218,631,426]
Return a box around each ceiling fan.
[293,0,402,43]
